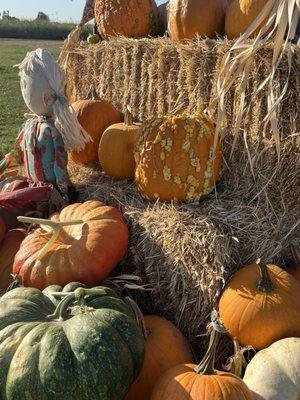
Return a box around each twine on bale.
[212,0,300,167]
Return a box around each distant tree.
[36,12,50,22]
[2,10,11,20]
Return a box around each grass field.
[0,40,61,153]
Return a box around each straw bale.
[67,37,300,361]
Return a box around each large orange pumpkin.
[0,228,26,292]
[13,201,129,290]
[135,113,222,203]
[219,261,300,350]
[225,0,269,39]
[151,327,253,400]
[94,0,159,39]
[168,0,227,41]
[69,94,122,165]
[286,244,300,283]
[125,316,193,400]
[99,109,141,180]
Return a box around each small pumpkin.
[69,90,122,165]
[99,109,141,180]
[135,113,221,203]
[225,0,269,40]
[125,316,193,400]
[0,229,26,293]
[168,0,227,41]
[0,284,145,399]
[219,260,300,350]
[244,337,300,400]
[94,0,159,39]
[151,326,253,400]
[286,244,300,283]
[13,200,129,290]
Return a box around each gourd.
[225,0,269,39]
[13,200,129,290]
[244,337,300,400]
[0,229,26,293]
[168,0,227,41]
[94,0,159,39]
[135,113,221,203]
[69,90,121,164]
[285,244,300,283]
[99,109,141,180]
[125,316,193,400]
[0,284,145,400]
[150,325,253,400]
[219,260,300,350]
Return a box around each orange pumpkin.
[135,113,222,203]
[0,229,26,293]
[225,0,269,40]
[168,0,227,41]
[219,261,300,350]
[286,244,300,283]
[69,92,122,165]
[94,0,159,39]
[125,316,193,400]
[13,201,129,290]
[99,109,141,180]
[151,327,253,400]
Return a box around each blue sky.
[0,0,165,23]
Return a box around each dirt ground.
[0,38,63,53]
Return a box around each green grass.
[0,42,59,153]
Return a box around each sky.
[0,0,165,23]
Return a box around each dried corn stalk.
[213,0,300,165]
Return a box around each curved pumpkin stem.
[17,216,83,260]
[256,259,275,293]
[124,106,134,126]
[194,328,219,375]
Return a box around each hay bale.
[67,38,300,360]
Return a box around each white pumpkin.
[244,337,300,400]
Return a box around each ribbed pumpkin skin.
[69,99,122,164]
[244,338,300,400]
[168,0,226,41]
[125,316,193,400]
[151,364,253,399]
[225,0,269,40]
[0,229,26,292]
[219,263,300,350]
[99,122,141,180]
[13,201,129,290]
[135,113,221,203]
[95,0,159,39]
[0,284,145,400]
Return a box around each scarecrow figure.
[0,48,90,230]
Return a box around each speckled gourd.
[0,283,145,400]
[135,113,222,203]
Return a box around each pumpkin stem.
[124,106,134,126]
[17,216,83,260]
[256,259,275,293]
[194,328,219,375]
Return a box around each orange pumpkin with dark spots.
[135,113,221,203]
[125,316,193,400]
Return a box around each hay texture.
[67,38,300,359]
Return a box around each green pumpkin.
[0,283,145,400]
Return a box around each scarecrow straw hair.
[66,35,299,363]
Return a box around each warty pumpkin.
[13,200,129,290]
[286,244,300,283]
[151,325,253,400]
[0,284,145,399]
[0,228,26,293]
[168,0,227,41]
[69,91,122,165]
[244,337,300,400]
[225,0,269,39]
[125,316,193,400]
[219,260,300,350]
[94,0,159,39]
[99,109,141,180]
[135,113,222,203]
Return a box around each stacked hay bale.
[67,38,300,360]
